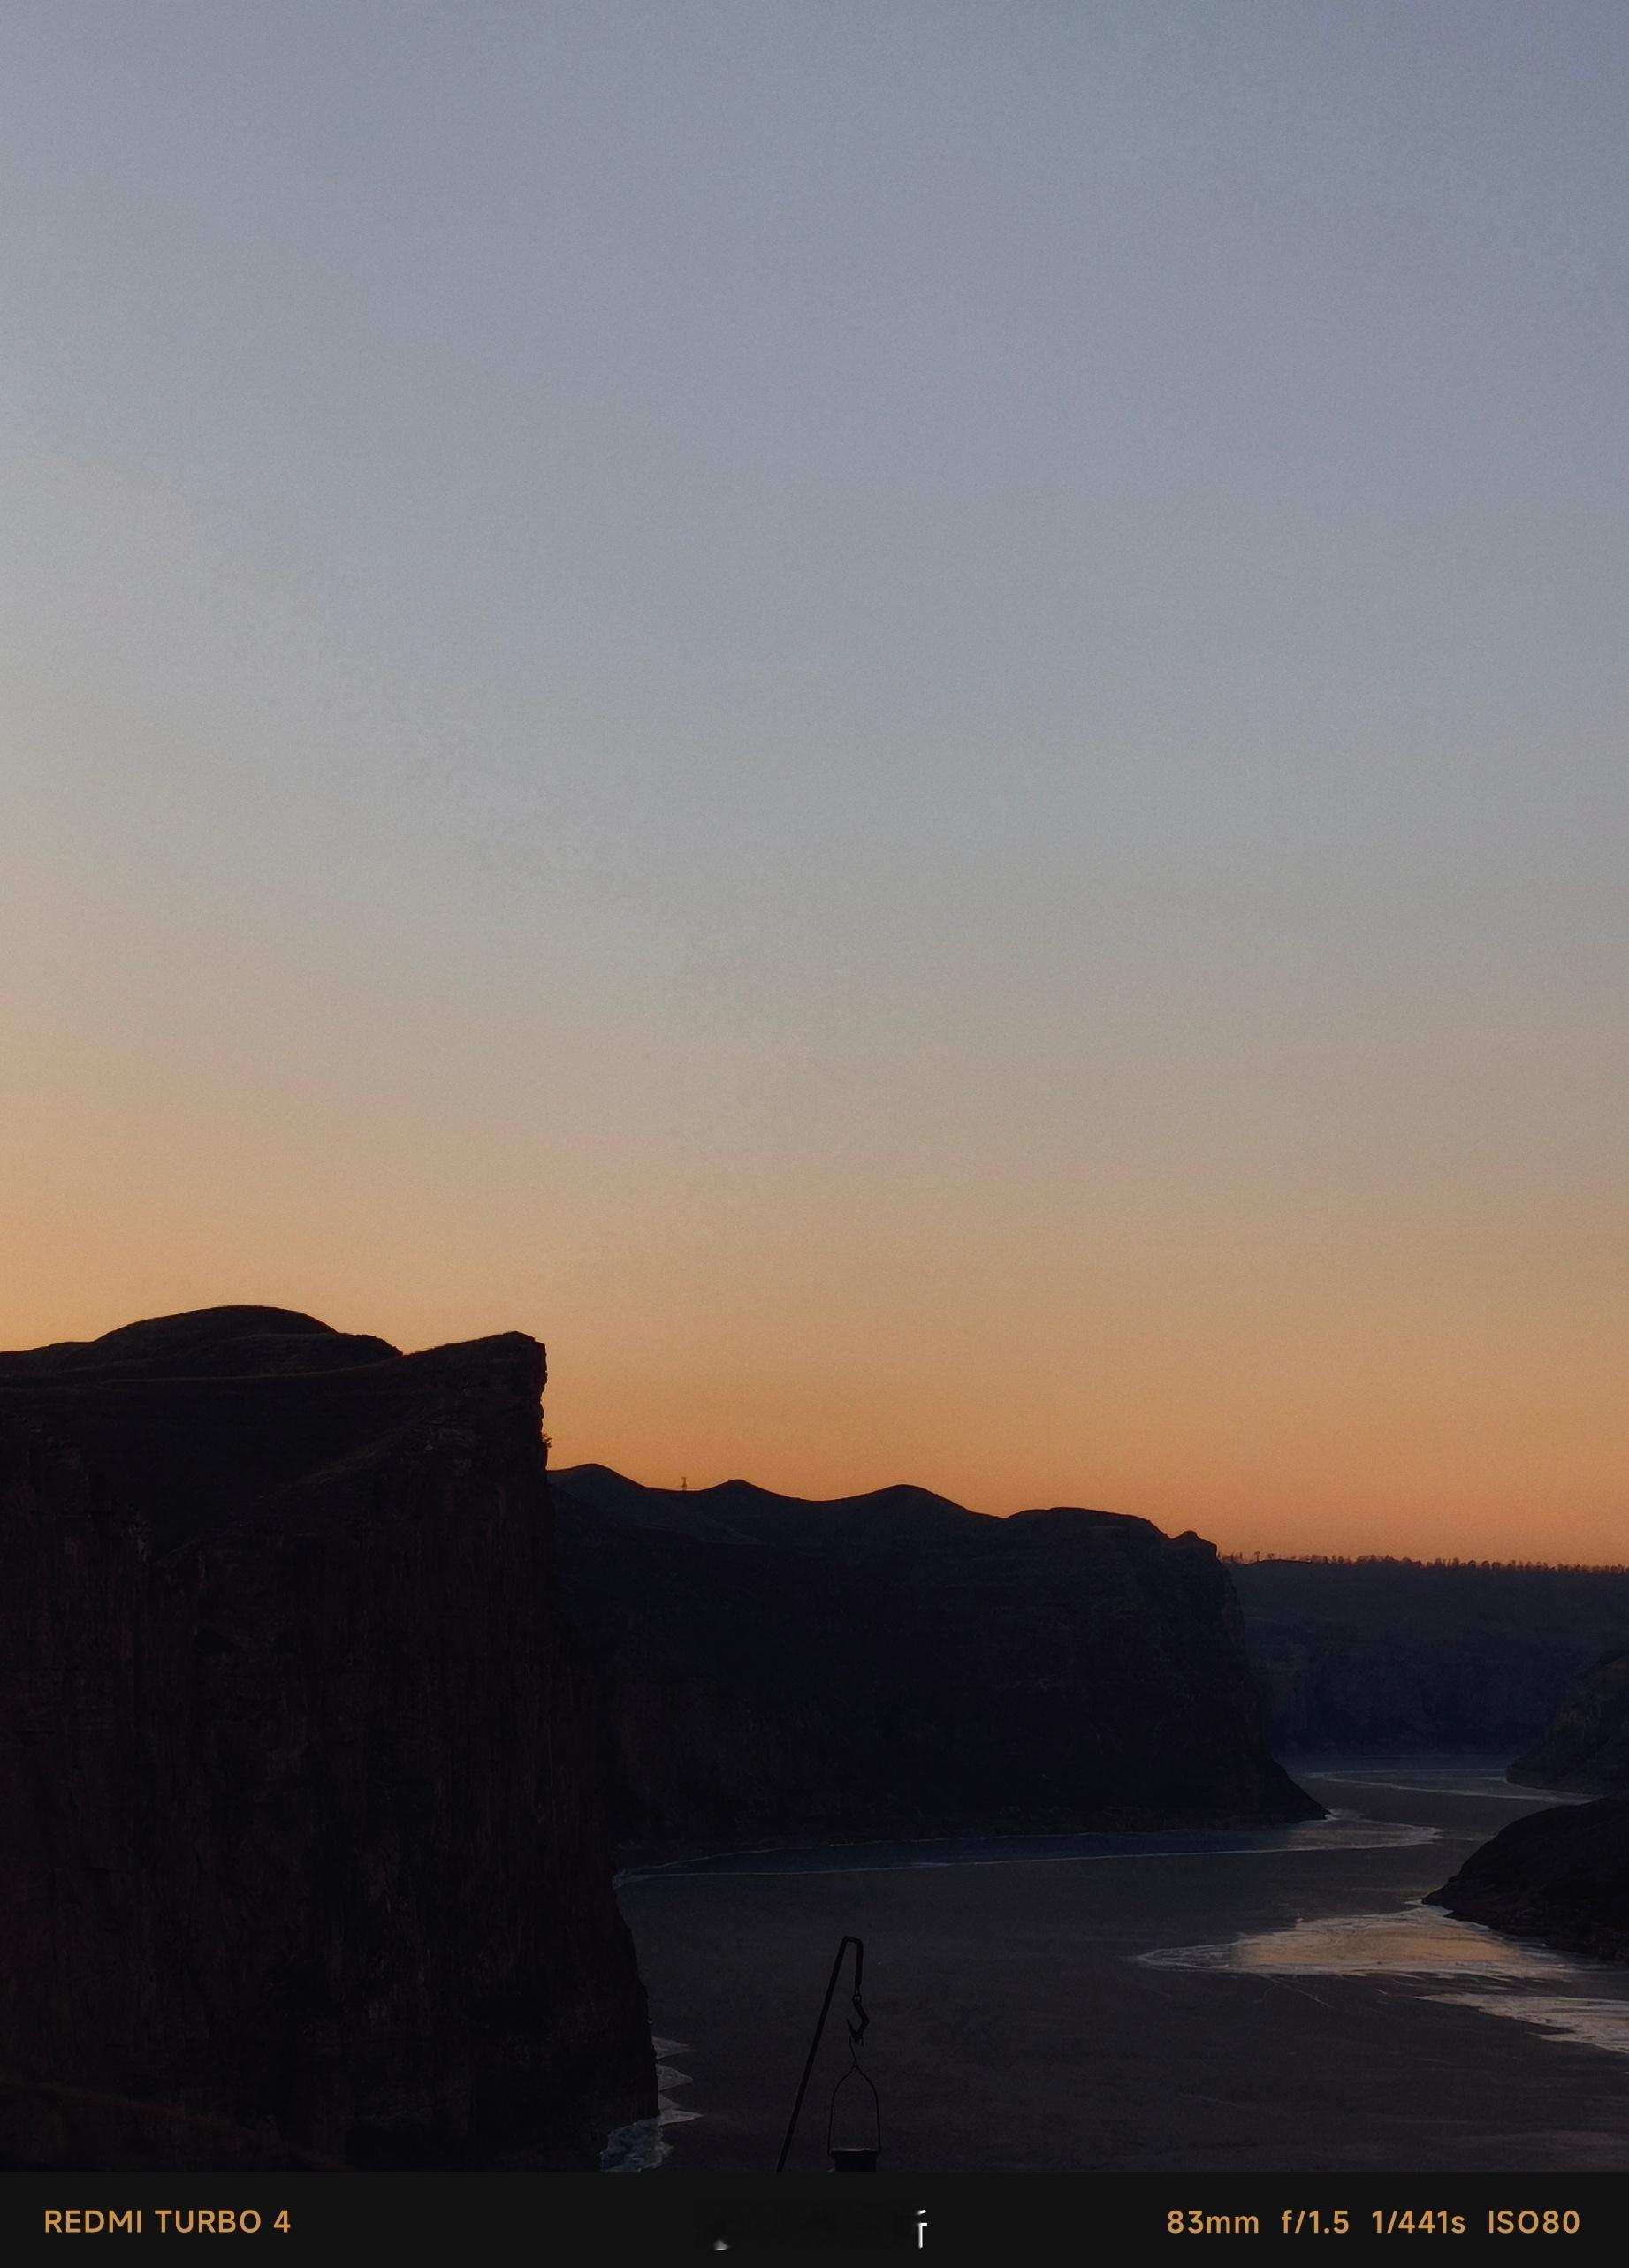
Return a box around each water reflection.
[1434,1994,1629,2059]
[1141,1903,1571,1978]
[1141,1904,1629,2066]
[1295,1758,1587,1806]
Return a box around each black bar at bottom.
[1,2172,1624,2262]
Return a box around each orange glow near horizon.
[4,773,1624,1566]
[3,1062,1623,1564]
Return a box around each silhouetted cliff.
[1231,1559,1629,1753]
[1428,1799,1629,1963]
[553,1466,1315,1862]
[0,1308,653,2171]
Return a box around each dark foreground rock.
[1428,1798,1629,1963]
[553,1465,1316,1864]
[0,1308,653,2171]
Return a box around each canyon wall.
[1511,1650,1629,1794]
[553,1465,1316,1864]
[1232,1559,1629,1754]
[0,1308,653,2170]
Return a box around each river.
[607,1760,1629,2173]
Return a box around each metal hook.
[775,1935,880,2172]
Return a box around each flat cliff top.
[0,1305,401,1380]
[0,1306,544,1554]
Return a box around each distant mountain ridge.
[553,1461,985,1547]
[556,1460,1176,1555]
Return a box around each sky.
[2,2,1625,1559]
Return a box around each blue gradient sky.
[4,3,1625,1555]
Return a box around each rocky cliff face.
[553,1466,1316,1863]
[1428,1799,1629,1963]
[1231,1560,1629,1754]
[0,1308,653,2171]
[1511,1651,1629,1793]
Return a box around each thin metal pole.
[774,1935,864,2172]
